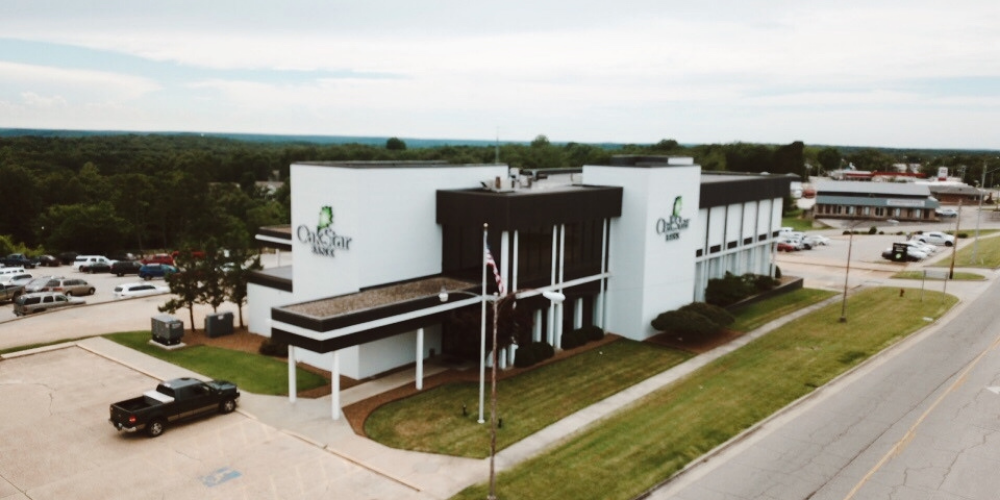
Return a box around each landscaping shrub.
[752,274,780,292]
[258,337,288,357]
[513,342,555,368]
[868,226,878,234]
[680,302,734,327]
[513,345,537,367]
[650,309,720,337]
[705,272,755,307]
[957,232,968,238]
[774,266,782,279]
[581,325,605,341]
[561,329,587,349]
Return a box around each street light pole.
[839,226,856,323]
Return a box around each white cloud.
[0,61,161,102]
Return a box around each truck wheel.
[220,399,236,414]
[147,418,166,437]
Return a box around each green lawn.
[892,270,984,280]
[104,331,328,395]
[451,287,957,500]
[0,336,96,356]
[730,288,837,332]
[929,233,1000,268]
[781,216,815,232]
[365,339,692,458]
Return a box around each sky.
[1,0,999,149]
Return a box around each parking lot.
[0,263,172,324]
[0,346,423,500]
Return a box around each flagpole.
[479,223,488,424]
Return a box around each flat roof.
[279,276,476,319]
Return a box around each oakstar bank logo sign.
[655,196,690,242]
[297,206,353,257]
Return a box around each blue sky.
[1,0,998,149]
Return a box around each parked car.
[113,282,170,300]
[13,292,85,316]
[72,255,112,272]
[2,253,35,269]
[915,231,955,247]
[141,253,175,266]
[0,273,34,286]
[79,261,113,274]
[109,377,240,437]
[35,254,60,267]
[57,251,79,266]
[24,277,95,296]
[776,241,798,252]
[881,245,927,261]
[139,263,178,280]
[802,234,830,247]
[777,236,811,250]
[0,283,24,303]
[935,207,959,218]
[111,260,144,277]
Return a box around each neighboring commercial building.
[812,180,940,222]
[249,157,794,418]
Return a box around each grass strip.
[104,331,327,395]
[451,287,956,500]
[729,288,837,332]
[892,270,983,281]
[365,339,691,458]
[930,233,1000,269]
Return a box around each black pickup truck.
[109,377,240,437]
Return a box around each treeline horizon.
[1,132,998,256]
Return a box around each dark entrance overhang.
[270,276,481,354]
[436,185,623,232]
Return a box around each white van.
[72,255,112,272]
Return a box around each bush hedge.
[259,337,289,357]
[679,302,734,327]
[650,309,719,337]
[514,342,556,368]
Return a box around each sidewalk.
[62,292,848,500]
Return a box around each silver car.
[13,292,85,316]
[24,277,95,296]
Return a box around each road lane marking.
[842,329,1000,499]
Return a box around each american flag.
[485,246,505,295]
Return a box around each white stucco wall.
[584,162,702,341]
[247,283,294,336]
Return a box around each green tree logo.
[672,196,683,218]
[317,206,333,231]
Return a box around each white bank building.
[248,156,794,418]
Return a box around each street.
[655,234,1000,499]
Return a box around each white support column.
[416,328,424,390]
[546,304,555,345]
[598,218,608,330]
[533,309,542,342]
[512,230,519,293]
[287,345,297,404]
[500,230,510,290]
[500,347,508,369]
[574,297,584,329]
[331,351,341,420]
[556,224,566,349]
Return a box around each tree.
[816,147,841,174]
[386,137,407,151]
[160,267,202,332]
[223,248,262,328]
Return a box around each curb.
[636,286,971,499]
